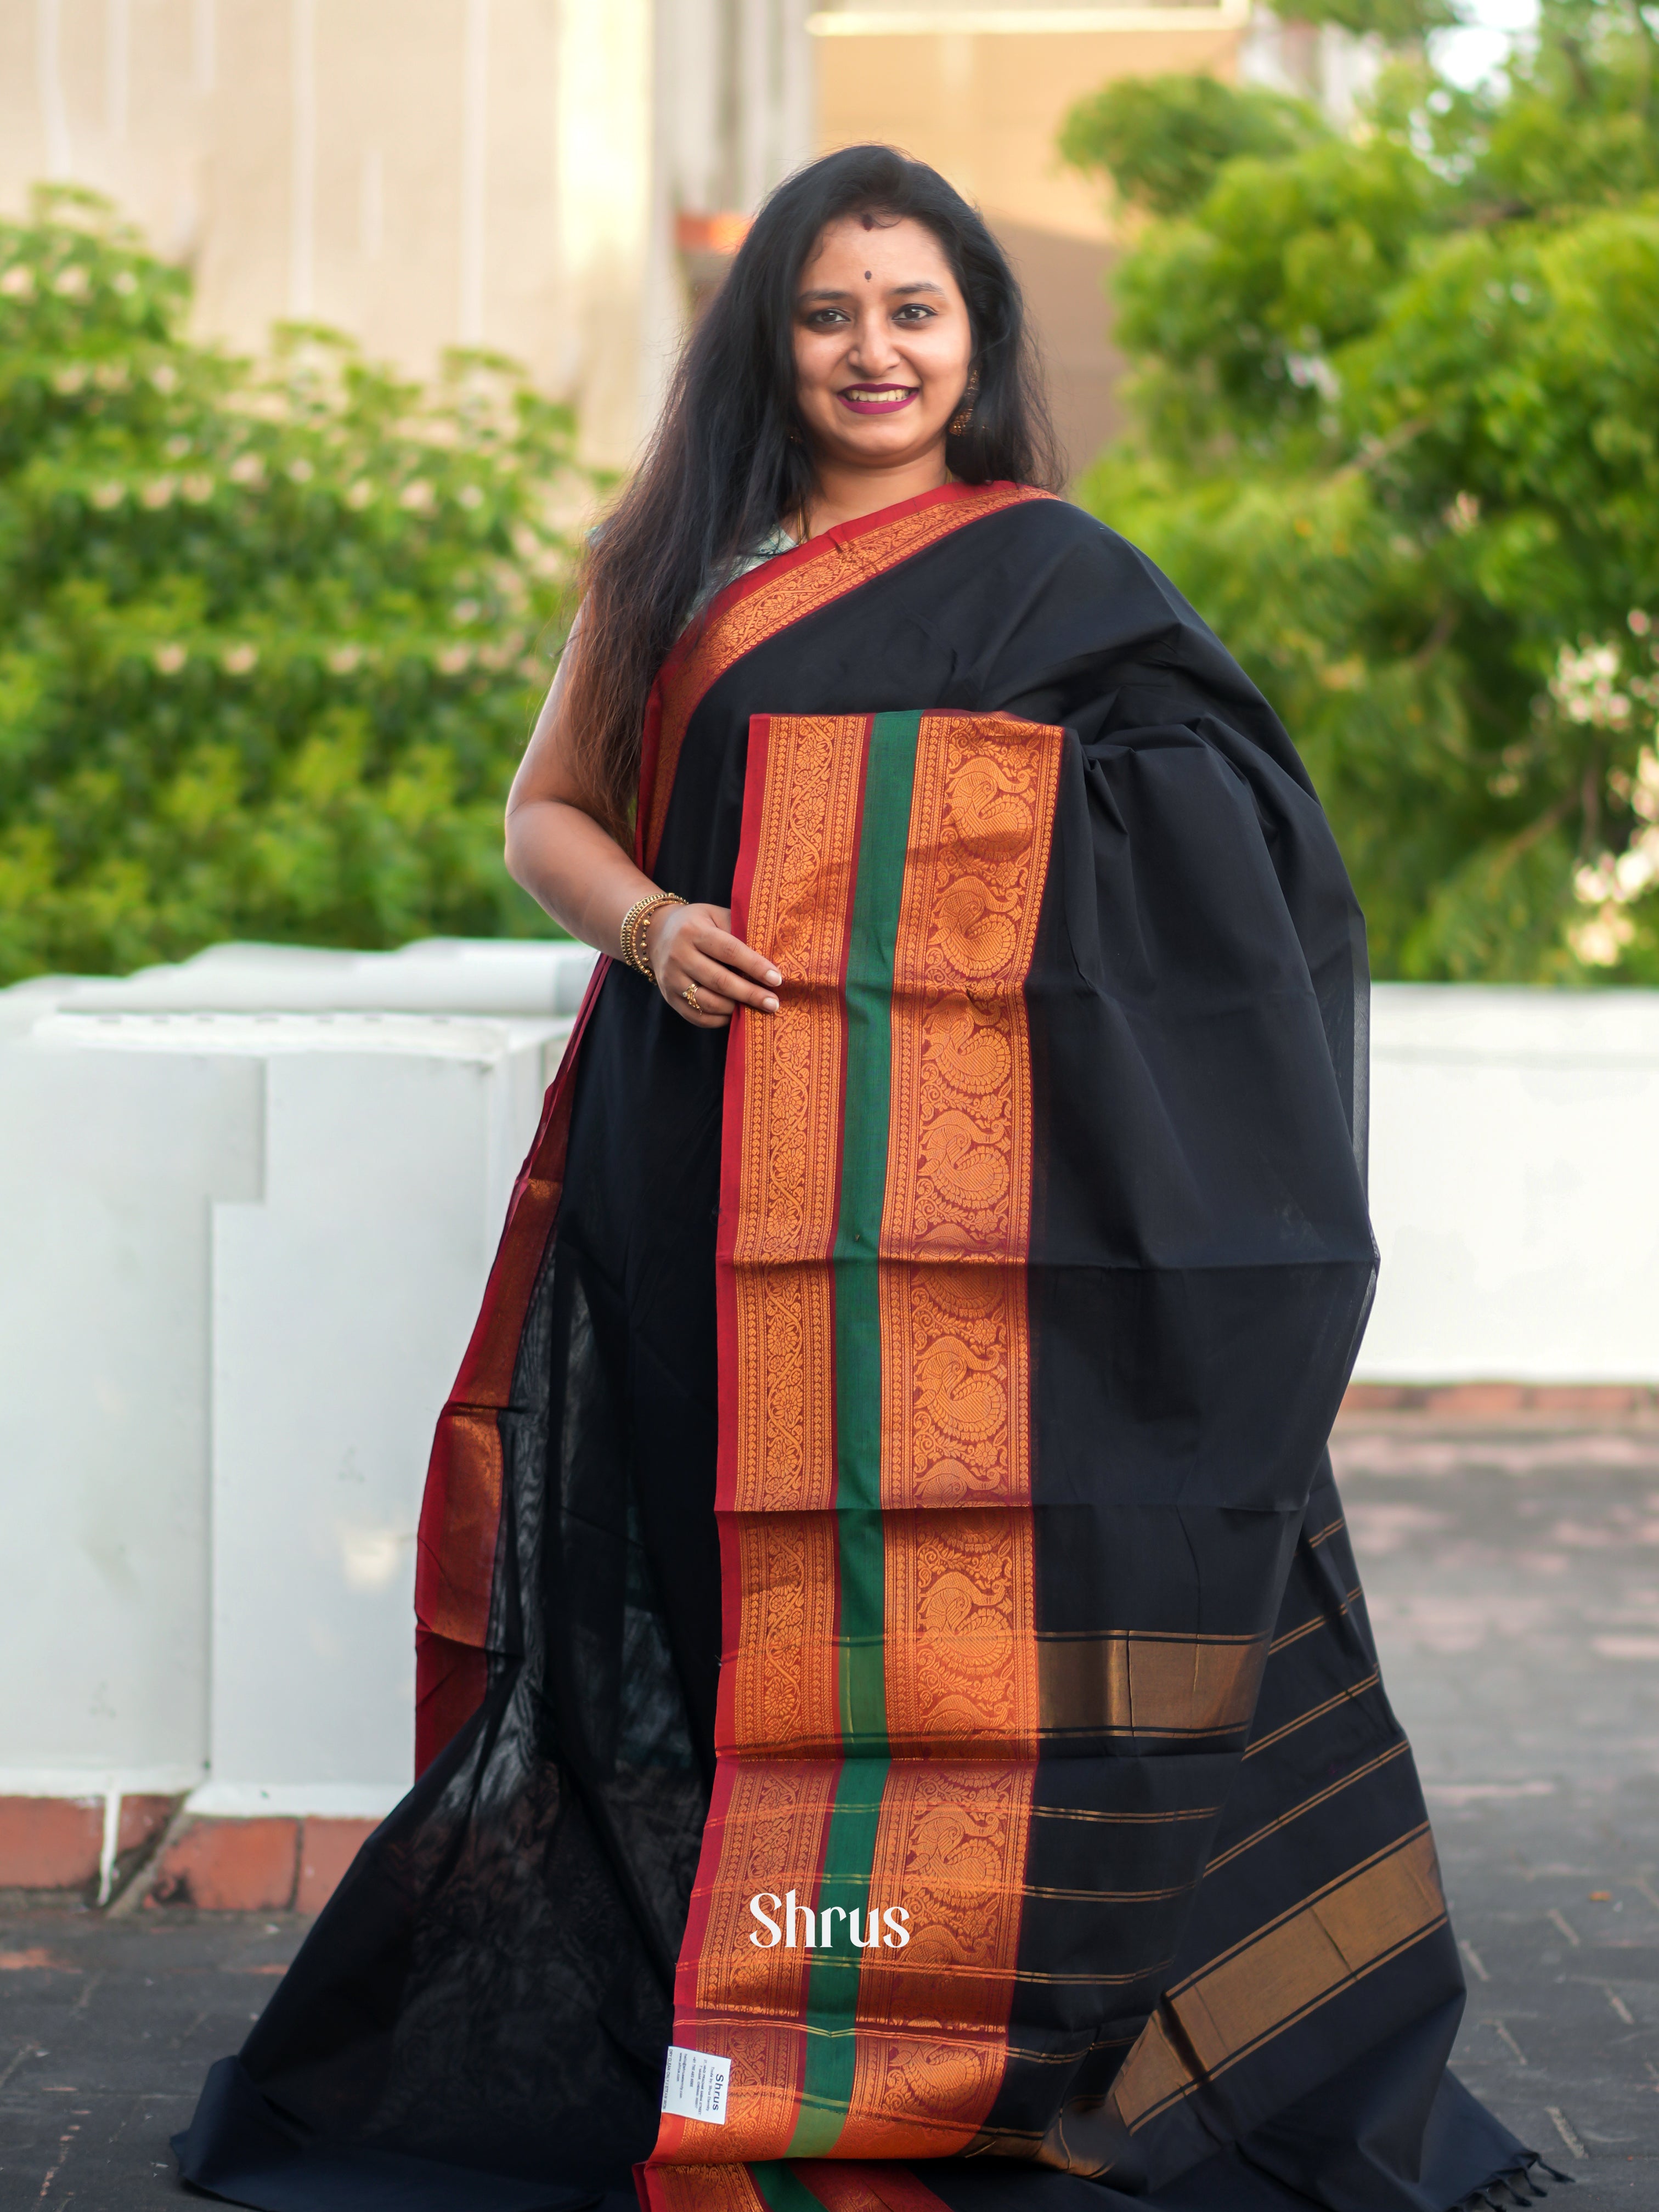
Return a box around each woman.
[176,146,1548,2212]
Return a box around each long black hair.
[561,143,1064,836]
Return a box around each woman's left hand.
[646,902,782,1028]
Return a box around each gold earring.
[948,371,979,438]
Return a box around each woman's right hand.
[646,902,781,1029]
[503,616,780,1029]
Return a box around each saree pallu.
[174,484,1541,2212]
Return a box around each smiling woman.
[174,145,1543,2212]
[477,153,1060,1034]
[791,216,975,464]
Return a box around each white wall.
[2,959,1655,1818]
[0,1042,261,1796]
[0,940,595,1818]
[1359,985,1659,1385]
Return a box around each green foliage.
[0,185,590,984]
[1072,2,1659,981]
[1285,0,1464,46]
[1059,74,1327,218]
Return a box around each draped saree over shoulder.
[175,483,1548,2212]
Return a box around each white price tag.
[661,2044,731,2125]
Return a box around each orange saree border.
[877,711,1062,1758]
[413,955,610,1773]
[656,710,1066,2181]
[714,711,871,1763]
[834,1758,1037,2159]
[665,709,872,2164]
[835,713,1063,2153]
[634,484,1052,874]
[657,1758,844,2166]
[642,2166,770,2212]
[723,715,871,1522]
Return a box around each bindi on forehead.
[864,270,872,280]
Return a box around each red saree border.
[634,482,1053,874]
[412,954,608,1773]
[658,1757,843,2164]
[798,2163,955,2212]
[639,2165,770,2212]
[634,2160,956,2212]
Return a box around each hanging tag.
[661,2045,731,2125]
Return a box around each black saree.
[174,483,1545,2212]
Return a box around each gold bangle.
[619,890,684,982]
[619,893,657,976]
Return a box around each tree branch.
[1410,602,1459,669]
[1336,414,1435,484]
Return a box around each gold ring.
[683,983,701,1014]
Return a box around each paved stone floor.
[1330,1417,1659,2207]
[3,1418,1657,2208]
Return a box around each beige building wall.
[1,0,1254,473]
[0,0,812,469]
[811,2,1249,470]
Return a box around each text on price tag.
[661,2045,731,2125]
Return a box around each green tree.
[1059,75,1328,219]
[0,186,591,985]
[1282,0,1465,46]
[1065,2,1659,981]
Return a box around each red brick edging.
[1342,1381,1659,1419]
[0,1799,376,1911]
[12,1383,1656,1903]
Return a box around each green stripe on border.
[752,2160,831,2212]
[781,710,921,2158]
[782,1754,890,2154]
[832,708,919,1752]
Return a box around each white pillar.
[0,945,585,1816]
[0,1036,262,1792]
[556,0,657,469]
[201,1017,560,1810]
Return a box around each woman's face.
[792,214,974,473]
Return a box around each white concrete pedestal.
[0,939,595,1831]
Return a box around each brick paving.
[3,1417,1657,2207]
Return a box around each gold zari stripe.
[1039,1632,1268,1739]
[1109,1826,1448,2132]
